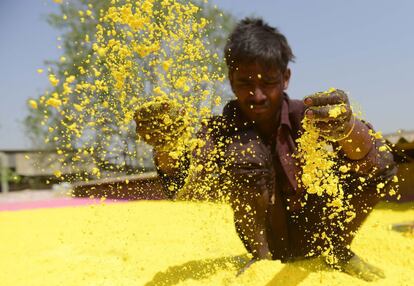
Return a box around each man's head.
[224,18,294,125]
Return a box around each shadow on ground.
[375,201,414,212]
[144,254,249,286]
[265,258,329,286]
[144,254,333,286]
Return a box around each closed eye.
[263,81,280,85]
[235,81,253,88]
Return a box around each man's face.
[229,62,290,124]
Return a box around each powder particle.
[28,100,38,109]
[53,170,62,178]
[328,105,344,118]
[48,74,59,86]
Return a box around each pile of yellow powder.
[0,201,412,285]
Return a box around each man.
[135,18,396,281]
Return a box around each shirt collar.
[280,93,292,131]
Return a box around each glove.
[304,88,354,141]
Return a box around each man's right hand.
[134,98,187,148]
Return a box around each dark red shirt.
[158,93,397,260]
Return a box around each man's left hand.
[304,88,354,141]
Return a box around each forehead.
[232,62,282,79]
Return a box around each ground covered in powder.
[0,200,412,286]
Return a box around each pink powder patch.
[0,198,124,212]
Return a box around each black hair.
[224,17,295,72]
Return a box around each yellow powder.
[328,105,343,118]
[53,170,62,178]
[46,98,62,108]
[0,201,412,285]
[48,74,59,86]
[28,99,38,109]
[36,0,224,181]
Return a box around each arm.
[337,116,372,160]
[304,89,397,185]
[153,149,183,176]
[154,149,190,199]
[337,117,397,183]
[230,182,273,260]
[135,100,225,200]
[223,131,275,261]
[134,98,190,198]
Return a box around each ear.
[283,68,291,90]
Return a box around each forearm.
[337,117,373,160]
[234,211,272,259]
[153,148,182,176]
[232,191,272,260]
[337,120,397,185]
[154,148,190,199]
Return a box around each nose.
[250,86,267,104]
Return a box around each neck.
[256,111,281,140]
